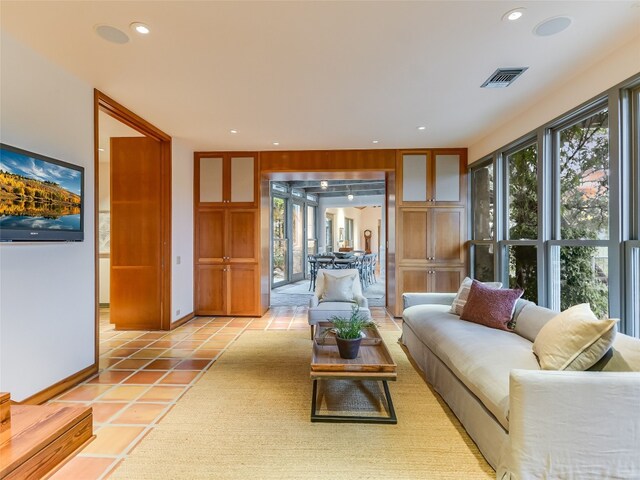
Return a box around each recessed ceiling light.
[503,8,525,21]
[130,22,150,35]
[534,16,572,36]
[94,25,129,44]
[272,142,280,146]
[417,126,426,131]
[230,129,238,134]
[98,148,105,152]
[372,140,379,144]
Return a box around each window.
[558,109,609,240]
[504,141,540,302]
[507,143,538,240]
[469,75,640,333]
[325,213,334,252]
[472,163,494,241]
[345,218,354,247]
[551,106,610,318]
[470,160,496,282]
[271,196,287,285]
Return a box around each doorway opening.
[94,90,172,349]
[268,176,386,307]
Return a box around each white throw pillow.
[450,277,502,316]
[532,303,618,371]
[320,273,356,303]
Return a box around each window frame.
[468,72,640,335]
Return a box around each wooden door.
[111,137,163,330]
[196,265,226,315]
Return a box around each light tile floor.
[48,306,401,479]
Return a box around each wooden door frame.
[93,90,172,361]
[258,149,396,312]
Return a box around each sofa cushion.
[403,305,540,430]
[450,277,502,316]
[513,302,557,342]
[589,333,640,372]
[533,304,618,371]
[460,280,523,331]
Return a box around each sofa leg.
[310,325,314,340]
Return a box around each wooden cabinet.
[393,148,468,317]
[194,152,262,317]
[398,267,466,295]
[398,208,465,265]
[398,149,466,206]
[196,264,259,316]
[196,152,258,207]
[196,209,258,264]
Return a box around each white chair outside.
[307,269,371,339]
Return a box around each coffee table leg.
[311,379,318,419]
[310,379,397,424]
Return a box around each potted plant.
[327,306,376,359]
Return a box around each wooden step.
[0,403,93,480]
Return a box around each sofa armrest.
[309,295,319,308]
[498,369,640,480]
[354,295,368,309]
[402,292,456,309]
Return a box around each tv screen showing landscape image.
[0,143,84,241]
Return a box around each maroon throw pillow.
[460,280,523,331]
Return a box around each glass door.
[307,205,317,275]
[291,200,305,282]
[272,196,288,286]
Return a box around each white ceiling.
[2,1,639,152]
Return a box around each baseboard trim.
[171,311,195,330]
[19,364,98,405]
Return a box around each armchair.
[307,269,371,339]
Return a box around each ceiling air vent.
[481,67,528,88]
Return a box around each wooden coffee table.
[310,322,397,424]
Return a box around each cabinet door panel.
[200,157,224,203]
[198,210,225,261]
[399,269,429,293]
[228,264,259,315]
[430,268,465,293]
[431,208,465,264]
[230,156,255,203]
[227,210,258,261]
[400,211,428,261]
[196,265,226,315]
[402,154,427,202]
[434,155,460,202]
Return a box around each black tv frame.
[0,143,84,242]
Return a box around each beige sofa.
[401,293,640,479]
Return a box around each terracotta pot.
[336,336,362,359]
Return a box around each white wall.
[318,195,384,253]
[171,139,194,322]
[468,35,640,162]
[0,31,95,401]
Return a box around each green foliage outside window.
[506,109,609,318]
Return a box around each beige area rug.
[111,331,493,480]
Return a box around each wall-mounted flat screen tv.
[0,143,84,242]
